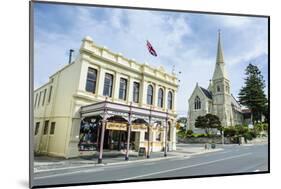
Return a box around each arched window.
[194,96,201,110]
[226,85,229,93]
[217,85,221,92]
[147,85,153,105]
[167,91,173,110]
[158,88,164,108]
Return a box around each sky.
[33,3,268,117]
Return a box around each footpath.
[33,144,223,174]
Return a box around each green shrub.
[235,125,248,136]
[243,132,253,141]
[223,126,237,137]
[186,129,193,136]
[248,129,258,138]
[177,130,186,138]
[263,123,268,131]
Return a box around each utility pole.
[222,130,224,146]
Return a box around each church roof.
[200,87,212,99]
[231,94,243,113]
[231,94,241,108]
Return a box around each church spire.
[216,30,224,64]
[212,30,228,81]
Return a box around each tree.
[238,63,268,123]
[223,126,237,137]
[195,114,221,135]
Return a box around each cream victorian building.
[33,36,179,160]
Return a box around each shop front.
[79,100,174,163]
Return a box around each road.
[33,144,268,187]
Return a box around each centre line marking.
[119,153,252,181]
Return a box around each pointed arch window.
[226,85,229,93]
[147,85,153,105]
[217,85,221,92]
[194,96,201,110]
[158,88,164,108]
[167,91,173,110]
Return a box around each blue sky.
[34,3,268,116]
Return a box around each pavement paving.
[33,143,223,173]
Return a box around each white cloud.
[34,6,268,116]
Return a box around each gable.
[189,85,211,103]
[200,87,212,100]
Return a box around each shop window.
[144,132,149,140]
[43,120,49,135]
[85,67,97,93]
[79,119,100,151]
[50,122,56,135]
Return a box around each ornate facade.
[33,36,178,158]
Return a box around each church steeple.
[216,30,224,64]
[212,30,228,81]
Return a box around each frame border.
[29,1,270,188]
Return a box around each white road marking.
[144,162,156,166]
[218,151,228,154]
[119,153,252,181]
[34,168,105,179]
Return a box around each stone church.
[188,32,244,131]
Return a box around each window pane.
[195,96,201,110]
[43,120,49,135]
[133,82,140,103]
[34,93,38,107]
[50,122,56,135]
[168,91,173,109]
[144,132,148,140]
[103,73,113,97]
[38,91,42,107]
[147,85,153,105]
[42,89,47,106]
[158,88,164,107]
[119,78,127,100]
[217,85,220,92]
[35,122,40,135]
[48,86,53,103]
[86,68,97,93]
